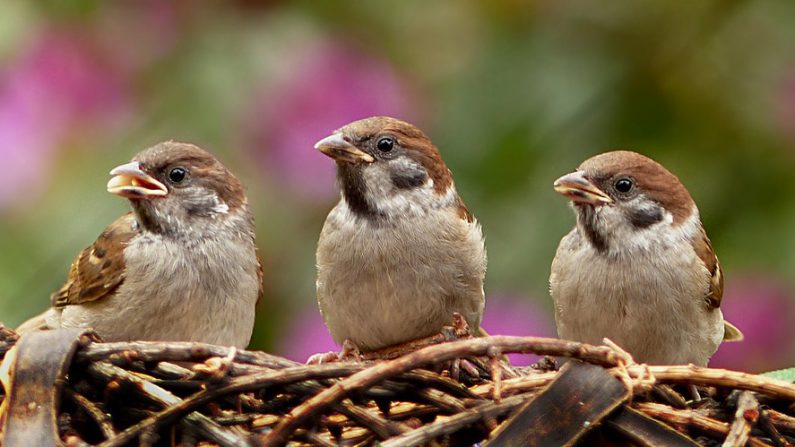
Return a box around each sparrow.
[550,150,742,366]
[16,141,262,348]
[314,116,486,353]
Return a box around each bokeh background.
[1,0,794,372]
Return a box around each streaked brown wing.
[51,213,138,307]
[692,227,722,309]
[255,244,264,306]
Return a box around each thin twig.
[94,363,362,446]
[379,395,528,447]
[628,365,795,401]
[65,388,115,440]
[78,341,299,369]
[758,408,793,447]
[87,362,251,447]
[261,336,624,446]
[636,402,772,447]
[722,391,760,447]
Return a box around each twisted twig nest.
[0,324,794,447]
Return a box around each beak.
[553,170,613,205]
[314,133,374,164]
[106,161,168,199]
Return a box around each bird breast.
[59,214,260,347]
[317,198,486,351]
[550,213,725,365]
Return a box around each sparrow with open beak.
[550,150,742,366]
[314,116,486,353]
[17,142,262,348]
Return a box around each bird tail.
[723,321,744,342]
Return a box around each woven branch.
[1,325,795,447]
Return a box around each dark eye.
[376,137,394,152]
[168,167,187,183]
[614,178,633,193]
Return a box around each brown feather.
[255,244,264,306]
[579,151,695,225]
[52,213,138,307]
[691,226,723,309]
[456,196,474,223]
[340,116,454,193]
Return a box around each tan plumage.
[550,150,742,366]
[18,142,262,347]
[315,117,486,352]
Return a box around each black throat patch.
[337,164,384,220]
[130,200,167,234]
[576,205,608,252]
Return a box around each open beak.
[314,133,375,164]
[106,161,168,199]
[553,170,613,205]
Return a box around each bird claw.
[193,347,236,380]
[307,339,362,364]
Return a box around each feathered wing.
[692,226,743,342]
[51,213,138,308]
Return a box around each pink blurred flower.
[481,294,556,365]
[276,305,337,363]
[247,42,416,200]
[779,68,795,143]
[710,275,795,373]
[0,29,131,208]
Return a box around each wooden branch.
[378,395,528,447]
[635,402,773,447]
[64,388,115,440]
[722,391,760,447]
[87,362,252,447]
[629,365,795,401]
[261,336,624,446]
[5,328,795,447]
[94,363,361,446]
[78,341,299,369]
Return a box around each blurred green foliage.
[1,0,794,370]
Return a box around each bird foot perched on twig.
[306,339,362,364]
[361,312,476,362]
[306,313,477,364]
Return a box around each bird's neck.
[576,205,699,256]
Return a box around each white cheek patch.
[212,202,229,215]
[355,157,457,218]
[594,197,700,256]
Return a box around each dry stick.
[87,362,252,447]
[631,365,795,401]
[469,372,557,398]
[95,363,362,447]
[298,430,337,447]
[635,402,773,447]
[181,414,253,447]
[400,369,481,399]
[284,379,412,438]
[79,341,299,369]
[652,384,688,408]
[378,395,528,447]
[64,388,116,440]
[758,408,793,447]
[723,391,760,447]
[766,408,795,435]
[331,399,408,439]
[260,336,625,446]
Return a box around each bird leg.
[306,339,363,364]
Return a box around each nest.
[1,324,795,447]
